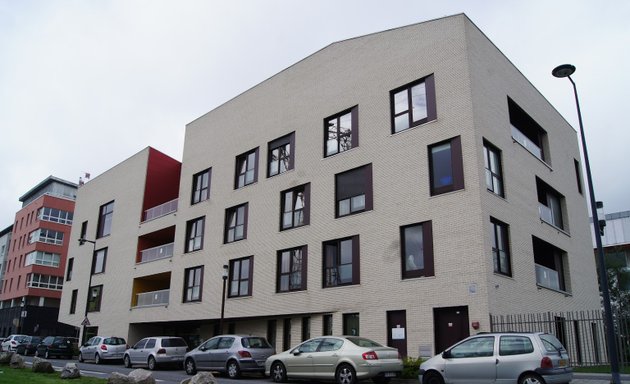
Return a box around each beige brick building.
[59,14,600,357]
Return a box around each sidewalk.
[572,372,630,383]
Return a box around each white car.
[1,334,28,352]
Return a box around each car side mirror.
[199,346,206,351]
[292,350,302,356]
[442,350,452,359]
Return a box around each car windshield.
[161,338,187,347]
[242,337,271,348]
[345,337,383,348]
[104,337,126,345]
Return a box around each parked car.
[418,332,573,384]
[123,336,188,370]
[184,334,275,377]
[1,334,29,352]
[265,336,402,384]
[79,336,128,364]
[36,336,76,359]
[16,336,42,355]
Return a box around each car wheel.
[422,371,444,384]
[78,352,84,362]
[270,361,287,383]
[148,356,157,371]
[185,358,197,375]
[227,359,241,379]
[519,373,545,384]
[336,364,357,384]
[123,355,132,368]
[95,353,101,364]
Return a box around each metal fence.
[490,310,630,367]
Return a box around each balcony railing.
[136,289,170,307]
[139,243,174,264]
[143,198,178,222]
[511,125,542,160]
[535,264,560,291]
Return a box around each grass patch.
[0,367,106,383]
[573,365,630,374]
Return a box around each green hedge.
[402,357,423,379]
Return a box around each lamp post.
[78,237,97,344]
[219,264,229,334]
[552,64,620,384]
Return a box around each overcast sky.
[1,0,628,227]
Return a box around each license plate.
[58,345,67,349]
[559,359,567,367]
[384,372,397,378]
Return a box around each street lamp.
[78,237,97,344]
[552,64,621,384]
[219,264,229,334]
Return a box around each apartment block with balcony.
[59,14,601,356]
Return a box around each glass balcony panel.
[535,264,560,291]
[139,243,174,263]
[136,289,170,307]
[143,198,178,222]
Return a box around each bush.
[402,356,423,379]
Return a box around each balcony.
[139,243,174,264]
[511,125,542,160]
[143,198,178,222]
[135,289,169,307]
[535,264,560,291]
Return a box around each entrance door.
[433,306,469,354]
[386,310,408,357]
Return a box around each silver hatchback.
[184,335,275,378]
[79,336,128,364]
[123,336,188,370]
[418,332,572,384]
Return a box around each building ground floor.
[0,304,76,339]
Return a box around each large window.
[268,132,295,177]
[87,285,103,312]
[400,221,434,279]
[97,201,114,238]
[27,274,63,290]
[325,106,358,157]
[335,164,373,218]
[224,204,248,243]
[280,184,310,230]
[229,256,253,298]
[490,218,511,276]
[428,136,464,196]
[390,74,436,133]
[185,217,205,252]
[536,177,565,230]
[183,266,203,303]
[29,228,63,245]
[92,248,107,275]
[323,236,360,287]
[343,313,360,336]
[191,168,211,204]
[38,207,73,225]
[25,251,61,268]
[533,236,569,292]
[509,98,548,162]
[484,140,504,197]
[277,246,307,292]
[235,148,259,188]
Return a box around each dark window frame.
[224,203,248,243]
[69,289,78,314]
[390,74,437,134]
[343,313,360,336]
[183,265,204,303]
[191,168,211,204]
[324,106,358,157]
[235,148,259,189]
[96,201,114,238]
[276,245,308,293]
[87,285,103,312]
[335,164,373,218]
[185,216,205,253]
[428,136,464,196]
[66,257,74,281]
[400,221,434,279]
[92,247,107,275]
[280,183,310,230]
[322,235,360,288]
[268,132,295,178]
[483,139,504,197]
[490,217,512,277]
[536,177,565,230]
[228,256,253,298]
[508,97,548,162]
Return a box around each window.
[27,274,63,290]
[335,164,373,217]
[235,148,259,188]
[97,201,114,238]
[490,218,511,276]
[92,248,107,274]
[343,313,360,336]
[185,217,205,252]
[390,74,437,133]
[224,204,248,243]
[499,336,534,356]
[277,246,307,292]
[533,236,569,292]
[25,251,61,268]
[301,317,311,341]
[325,106,358,157]
[536,177,565,230]
[323,235,360,287]
[87,285,103,312]
[80,221,88,240]
[183,266,203,303]
[509,98,548,162]
[574,159,583,194]
[29,228,64,245]
[69,289,78,314]
[401,221,434,279]
[428,136,464,196]
[450,336,495,358]
[280,184,310,230]
[268,132,295,177]
[66,258,74,281]
[323,314,333,336]
[483,140,504,197]
[191,168,211,204]
[38,207,73,225]
[229,256,253,297]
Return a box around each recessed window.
[224,203,248,243]
[69,289,78,314]
[87,285,103,312]
[185,217,205,252]
[343,313,360,336]
[536,177,565,230]
[97,201,114,238]
[277,245,307,292]
[428,136,464,196]
[66,257,74,281]
[390,74,436,133]
[235,148,259,188]
[401,221,434,279]
[229,256,253,297]
[268,132,295,177]
[509,98,548,162]
[490,217,511,276]
[280,184,310,230]
[183,266,203,303]
[483,140,504,197]
[533,236,569,292]
[323,235,360,287]
[325,106,358,157]
[92,248,107,275]
[191,168,211,204]
[335,164,373,218]
[574,159,583,195]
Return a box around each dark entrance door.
[387,310,408,357]
[433,306,469,354]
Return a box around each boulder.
[60,362,81,379]
[32,357,55,373]
[107,372,135,384]
[9,353,25,369]
[0,352,12,364]
[128,369,155,384]
[180,372,218,384]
